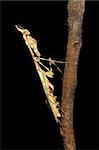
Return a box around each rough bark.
[60,0,85,150]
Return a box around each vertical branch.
[61,0,85,150]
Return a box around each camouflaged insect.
[15,25,61,123]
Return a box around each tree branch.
[60,0,85,150]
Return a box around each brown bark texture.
[60,0,85,150]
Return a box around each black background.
[1,1,98,150]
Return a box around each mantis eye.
[17,24,25,30]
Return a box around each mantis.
[15,25,65,123]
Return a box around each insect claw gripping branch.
[15,25,63,123]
